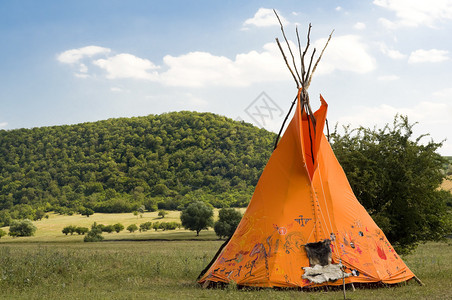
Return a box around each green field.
[1,213,451,299]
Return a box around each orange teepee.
[198,90,415,288]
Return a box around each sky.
[1,0,451,155]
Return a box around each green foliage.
[331,115,452,254]
[143,197,158,212]
[62,225,77,235]
[180,201,214,236]
[80,207,94,217]
[214,208,243,239]
[113,223,124,233]
[158,209,168,218]
[139,221,152,232]
[0,111,274,218]
[102,225,115,233]
[0,228,6,238]
[8,219,37,237]
[75,226,89,235]
[84,223,104,242]
[0,210,12,227]
[126,224,138,233]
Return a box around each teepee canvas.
[198,89,415,288]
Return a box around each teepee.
[198,18,417,288]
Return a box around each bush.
[0,228,6,239]
[8,219,37,237]
[152,222,160,231]
[127,224,138,233]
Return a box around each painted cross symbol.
[294,215,312,227]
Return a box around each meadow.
[1,213,451,299]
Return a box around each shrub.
[127,224,138,233]
[8,219,37,237]
[0,228,6,239]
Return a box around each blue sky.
[1,1,451,155]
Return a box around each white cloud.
[58,36,376,88]
[93,53,160,80]
[0,122,7,128]
[336,6,342,11]
[408,49,449,63]
[79,63,88,73]
[313,35,377,75]
[378,75,400,80]
[379,43,406,59]
[158,43,289,87]
[243,8,288,28]
[374,0,452,28]
[354,22,366,30]
[57,46,111,64]
[433,87,452,98]
[338,101,451,127]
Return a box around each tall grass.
[0,241,451,299]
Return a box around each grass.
[0,210,244,243]
[0,241,451,299]
[1,212,451,299]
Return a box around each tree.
[331,115,452,254]
[75,226,89,235]
[81,207,94,218]
[158,210,168,218]
[8,219,37,237]
[84,223,104,242]
[180,201,214,236]
[214,208,242,239]
[127,224,138,233]
[139,222,152,232]
[113,223,124,233]
[62,225,77,235]
[0,228,6,239]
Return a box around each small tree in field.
[81,207,94,218]
[214,208,242,239]
[8,219,37,237]
[113,223,124,233]
[180,201,214,236]
[127,224,138,233]
[62,225,77,235]
[158,210,168,218]
[84,223,104,242]
[0,228,6,239]
[75,226,89,235]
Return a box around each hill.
[0,111,275,224]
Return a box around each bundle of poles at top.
[273,9,334,150]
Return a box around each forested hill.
[0,111,276,219]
